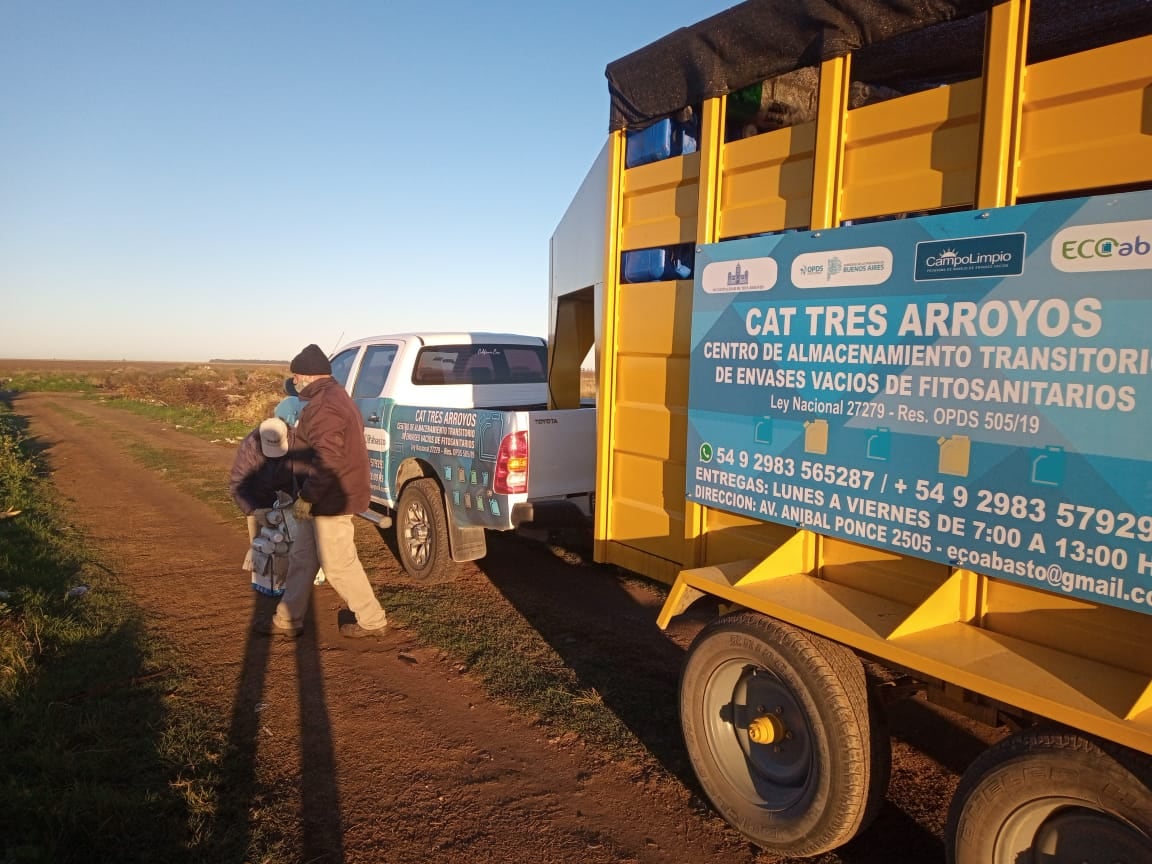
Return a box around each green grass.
[0,402,273,864]
[0,372,101,394]
[3,361,287,437]
[0,414,37,514]
[102,397,253,442]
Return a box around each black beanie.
[290,344,332,375]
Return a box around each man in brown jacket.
[257,343,389,638]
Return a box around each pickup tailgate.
[525,407,597,499]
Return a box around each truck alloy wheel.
[947,729,1152,864]
[679,611,889,856]
[396,478,452,584]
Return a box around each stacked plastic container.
[621,112,699,284]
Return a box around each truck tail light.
[494,431,528,494]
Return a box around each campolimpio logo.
[914,233,1026,280]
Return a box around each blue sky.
[1,1,734,362]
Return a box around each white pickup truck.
[318,332,596,583]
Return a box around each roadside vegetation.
[0,361,652,862]
[0,398,253,863]
[0,362,288,437]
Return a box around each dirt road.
[17,391,999,863]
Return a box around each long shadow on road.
[8,390,351,863]
[218,593,347,863]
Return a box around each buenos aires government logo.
[702,257,778,294]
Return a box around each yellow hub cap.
[747,713,786,745]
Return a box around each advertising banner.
[687,189,1152,614]
[365,399,509,525]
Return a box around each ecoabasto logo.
[1051,219,1152,272]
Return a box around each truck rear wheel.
[396,478,453,584]
[680,611,889,857]
[947,729,1152,864]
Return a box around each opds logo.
[1052,219,1152,272]
[791,246,892,288]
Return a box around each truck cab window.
[414,344,547,386]
[329,348,359,388]
[351,345,397,399]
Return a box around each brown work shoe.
[339,622,387,639]
[253,620,302,638]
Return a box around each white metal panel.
[549,142,608,346]
[523,407,598,499]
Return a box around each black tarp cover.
[606,0,1152,131]
[606,0,997,130]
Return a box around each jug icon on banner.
[479,417,502,460]
[938,435,971,477]
[804,419,829,455]
[1030,446,1065,487]
[866,427,891,461]
[754,417,773,445]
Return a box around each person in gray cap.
[256,343,389,638]
[229,415,304,564]
[229,416,298,525]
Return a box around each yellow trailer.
[548,1,1152,859]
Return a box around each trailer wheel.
[680,611,889,857]
[395,478,453,583]
[947,729,1152,864]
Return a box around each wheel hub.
[747,713,785,745]
[1028,809,1152,863]
[699,664,814,808]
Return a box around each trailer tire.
[680,611,889,857]
[395,478,453,584]
[947,729,1152,864]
